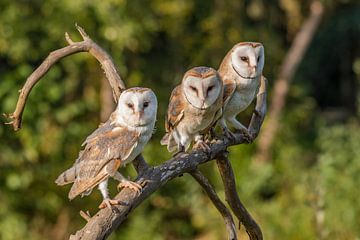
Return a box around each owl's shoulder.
[221,74,237,106]
[165,85,186,131]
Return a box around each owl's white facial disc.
[231,43,264,79]
[183,75,221,109]
[117,87,158,127]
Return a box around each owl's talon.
[117,180,143,194]
[210,137,222,144]
[194,141,211,152]
[235,128,252,143]
[138,179,153,187]
[99,198,122,209]
[222,127,236,141]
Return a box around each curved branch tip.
[75,23,89,40]
[65,32,75,45]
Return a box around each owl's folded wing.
[221,77,236,107]
[58,125,140,200]
[164,85,185,133]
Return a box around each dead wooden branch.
[79,211,92,222]
[216,154,263,240]
[254,1,324,163]
[100,76,116,122]
[4,24,124,131]
[190,169,237,240]
[5,25,268,240]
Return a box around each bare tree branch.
[190,169,237,240]
[4,24,125,131]
[254,1,324,163]
[100,76,116,122]
[216,154,263,240]
[5,25,268,240]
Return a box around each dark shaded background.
[0,0,359,239]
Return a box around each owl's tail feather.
[160,133,177,152]
[55,167,76,186]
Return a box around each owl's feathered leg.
[172,130,187,156]
[98,179,122,209]
[114,172,142,194]
[193,134,211,152]
[227,117,252,143]
[173,144,185,157]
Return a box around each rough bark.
[254,1,324,163]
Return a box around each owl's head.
[117,87,157,127]
[182,66,222,109]
[230,42,264,80]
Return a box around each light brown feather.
[58,119,140,200]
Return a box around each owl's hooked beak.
[136,110,144,120]
[198,89,206,107]
[198,97,205,109]
[199,99,209,110]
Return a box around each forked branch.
[216,154,263,240]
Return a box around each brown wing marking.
[222,78,236,106]
[165,85,185,132]
[218,50,236,107]
[81,112,117,147]
[68,167,108,200]
[63,125,140,200]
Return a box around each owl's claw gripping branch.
[117,180,143,194]
[99,198,125,210]
[235,128,253,143]
[222,127,237,141]
[193,140,211,152]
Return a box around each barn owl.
[55,87,157,209]
[218,42,265,139]
[161,67,223,153]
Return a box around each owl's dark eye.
[127,103,134,109]
[207,85,214,92]
[190,86,198,93]
[143,101,149,108]
[240,56,248,62]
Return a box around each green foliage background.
[0,0,359,239]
